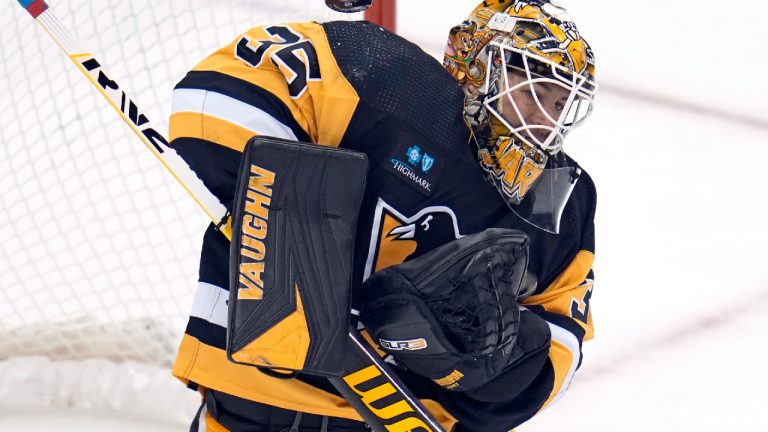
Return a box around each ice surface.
[521,91,768,432]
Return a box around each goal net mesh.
[0,0,370,421]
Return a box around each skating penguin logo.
[364,199,463,279]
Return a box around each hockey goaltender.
[166,0,598,430]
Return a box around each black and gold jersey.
[169,20,595,432]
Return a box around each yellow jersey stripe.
[540,323,580,410]
[523,250,594,339]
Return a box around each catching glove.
[360,228,530,392]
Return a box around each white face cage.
[483,38,597,154]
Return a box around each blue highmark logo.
[421,154,434,174]
[389,146,437,193]
[406,146,422,166]
[405,146,435,174]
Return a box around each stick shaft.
[17,0,231,238]
[330,330,445,432]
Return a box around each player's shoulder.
[561,153,596,251]
[564,153,597,205]
[321,20,462,99]
[321,21,469,156]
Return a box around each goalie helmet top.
[325,0,373,13]
[444,0,596,233]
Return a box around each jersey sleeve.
[521,175,596,412]
[167,22,360,206]
[430,175,597,432]
[523,253,594,407]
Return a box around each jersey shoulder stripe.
[190,282,229,328]
[190,23,359,147]
[174,70,310,142]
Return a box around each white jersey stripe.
[172,88,298,141]
[190,281,229,329]
[197,403,208,432]
[546,322,581,407]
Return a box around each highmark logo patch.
[386,145,442,196]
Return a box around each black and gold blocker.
[227,137,367,376]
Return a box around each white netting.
[0,0,366,417]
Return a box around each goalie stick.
[17,1,445,430]
[15,0,230,237]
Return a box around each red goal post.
[366,0,397,32]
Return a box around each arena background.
[1,1,766,430]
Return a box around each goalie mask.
[444,0,596,233]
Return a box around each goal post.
[365,0,397,32]
[0,0,396,425]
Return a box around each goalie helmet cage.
[0,0,395,426]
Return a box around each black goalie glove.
[360,228,530,393]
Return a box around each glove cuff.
[466,309,553,402]
[465,342,550,402]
